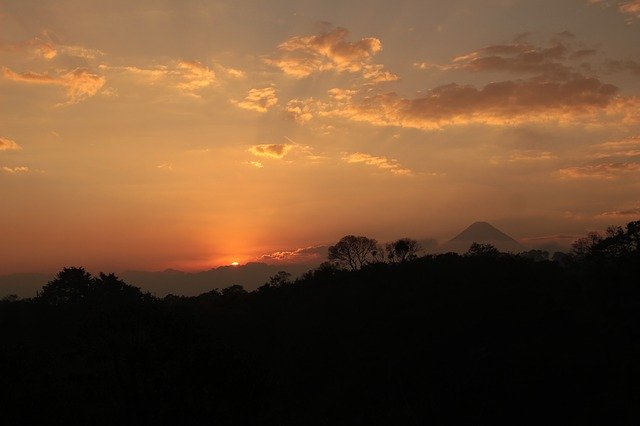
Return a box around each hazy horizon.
[2,0,639,275]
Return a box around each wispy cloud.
[258,245,328,264]
[0,137,22,151]
[342,152,412,176]
[592,136,640,158]
[247,161,264,168]
[2,66,106,105]
[101,60,216,93]
[249,143,293,159]
[234,87,278,112]
[418,39,575,80]
[1,166,30,174]
[156,163,173,171]
[267,26,397,83]
[286,98,314,123]
[0,35,104,60]
[598,205,640,217]
[558,161,640,179]
[589,0,640,21]
[175,60,216,91]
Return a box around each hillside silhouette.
[1,221,639,425]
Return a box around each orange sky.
[1,0,640,273]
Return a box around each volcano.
[439,221,525,254]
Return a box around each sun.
[231,261,239,266]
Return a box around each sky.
[1,0,639,274]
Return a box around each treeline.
[1,221,639,425]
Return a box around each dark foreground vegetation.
[1,221,639,425]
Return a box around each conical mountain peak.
[440,221,525,253]
[452,222,517,242]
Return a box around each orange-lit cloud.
[589,0,640,20]
[0,35,103,60]
[433,41,573,79]
[0,137,22,151]
[558,161,640,179]
[286,98,314,123]
[491,150,557,164]
[342,152,412,176]
[267,26,397,83]
[1,166,30,174]
[593,136,640,158]
[234,87,278,112]
[2,67,106,104]
[247,161,264,168]
[323,76,620,130]
[258,245,328,264]
[249,143,293,159]
[599,205,640,217]
[175,60,216,90]
[101,60,216,93]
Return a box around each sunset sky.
[1,0,640,274]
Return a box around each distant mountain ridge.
[0,262,316,298]
[440,221,526,254]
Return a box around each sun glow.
[231,261,240,266]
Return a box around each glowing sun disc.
[231,261,239,266]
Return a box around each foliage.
[385,238,421,263]
[465,242,500,257]
[2,221,640,424]
[327,235,382,270]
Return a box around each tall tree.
[386,238,421,263]
[40,267,94,305]
[328,235,382,270]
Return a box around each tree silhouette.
[571,231,603,259]
[466,242,500,257]
[386,238,421,263]
[40,267,94,305]
[328,235,382,270]
[583,220,640,260]
[93,272,147,303]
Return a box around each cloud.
[328,88,357,101]
[234,87,278,112]
[267,26,396,83]
[216,64,245,79]
[258,245,328,264]
[589,0,640,20]
[592,136,640,158]
[249,143,293,159]
[247,161,264,168]
[491,150,557,164]
[101,60,216,93]
[175,60,216,90]
[2,66,106,104]
[342,152,412,176]
[1,166,30,174]
[102,65,170,81]
[322,76,620,130]
[156,163,173,171]
[286,99,314,123]
[284,36,636,131]
[558,161,640,179]
[0,137,21,151]
[620,0,640,18]
[606,59,640,76]
[0,35,103,60]
[598,206,640,217]
[445,41,573,80]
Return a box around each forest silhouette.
[1,220,639,425]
